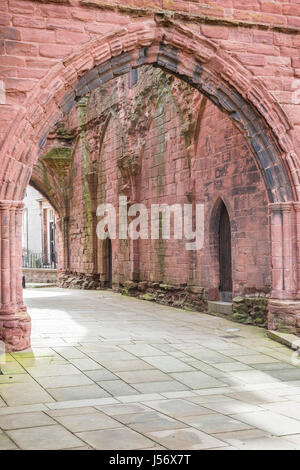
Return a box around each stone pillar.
[269,202,300,333]
[282,203,297,297]
[15,203,26,312]
[56,215,70,275]
[9,202,17,312]
[0,200,31,352]
[270,203,284,299]
[270,202,297,299]
[294,203,300,300]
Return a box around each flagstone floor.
[1,287,300,450]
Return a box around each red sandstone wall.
[69,136,86,274]
[139,92,191,285]
[2,0,299,28]
[197,99,271,296]
[52,67,271,297]
[1,0,300,155]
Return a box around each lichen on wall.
[232,296,268,327]
[39,65,271,325]
[77,97,94,265]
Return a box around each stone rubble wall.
[22,268,58,284]
[232,295,269,328]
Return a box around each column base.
[268,299,300,335]
[0,310,31,352]
[271,290,298,300]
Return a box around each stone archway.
[1,19,296,202]
[208,196,234,302]
[0,17,300,350]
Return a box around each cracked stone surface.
[0,287,300,450]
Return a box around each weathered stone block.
[232,296,268,328]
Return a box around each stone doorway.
[219,202,232,302]
[104,238,112,289]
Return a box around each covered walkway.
[0,288,300,450]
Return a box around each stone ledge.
[79,0,300,35]
[268,299,300,335]
[26,283,57,288]
[208,300,232,316]
[23,268,57,273]
[267,329,300,351]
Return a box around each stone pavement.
[1,288,300,450]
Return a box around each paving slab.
[127,413,187,433]
[0,362,26,374]
[142,356,195,373]
[132,380,188,394]
[47,384,110,402]
[97,403,150,416]
[54,411,123,432]
[7,425,84,450]
[69,358,104,371]
[199,398,263,415]
[0,434,18,450]
[121,344,166,357]
[53,347,88,359]
[0,374,34,385]
[0,411,55,430]
[0,382,54,406]
[88,352,137,364]
[214,431,298,450]
[170,371,226,389]
[25,364,82,378]
[231,411,300,436]
[97,380,138,396]
[261,402,300,420]
[84,369,118,381]
[35,374,94,388]
[225,390,287,405]
[144,399,215,418]
[0,404,48,415]
[46,406,100,417]
[5,286,300,450]
[146,428,227,450]
[227,370,282,384]
[76,427,155,450]
[96,360,154,372]
[212,362,254,372]
[162,391,197,399]
[116,370,171,384]
[46,397,118,410]
[180,413,253,433]
[117,393,165,403]
[265,369,300,381]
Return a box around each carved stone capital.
[117,152,140,180]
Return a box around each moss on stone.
[139,293,155,301]
[232,296,268,328]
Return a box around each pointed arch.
[208,196,234,301]
[30,159,65,216]
[0,19,296,204]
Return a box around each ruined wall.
[1,0,300,164]
[196,99,271,298]
[23,268,57,284]
[43,66,272,320]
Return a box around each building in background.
[22,186,57,270]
